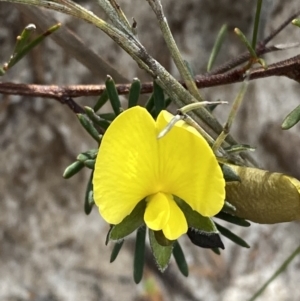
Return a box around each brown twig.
[1,54,300,111]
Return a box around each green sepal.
[109,200,146,241]
[281,104,300,130]
[94,89,109,112]
[207,24,228,72]
[154,230,173,246]
[215,211,250,227]
[106,75,121,116]
[187,228,224,249]
[84,159,95,170]
[134,226,146,284]
[153,81,165,117]
[63,161,84,179]
[128,78,141,108]
[172,241,189,277]
[84,106,111,130]
[77,114,101,143]
[84,172,94,215]
[221,164,241,182]
[215,222,250,248]
[149,229,173,272]
[176,197,218,233]
[110,240,124,263]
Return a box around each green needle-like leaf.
[134,226,146,284]
[77,114,101,143]
[149,229,173,272]
[251,0,263,49]
[110,240,125,263]
[84,159,95,169]
[207,24,228,71]
[84,172,94,215]
[172,241,189,277]
[234,27,257,59]
[94,90,109,112]
[109,200,146,241]
[216,222,250,248]
[128,78,141,108]
[7,23,61,71]
[84,106,111,130]
[153,81,165,117]
[215,212,251,227]
[106,75,121,116]
[281,104,300,130]
[63,161,84,179]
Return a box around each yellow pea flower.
[93,106,225,240]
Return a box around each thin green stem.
[252,0,263,49]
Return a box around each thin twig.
[1,54,300,101]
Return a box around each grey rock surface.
[1,1,300,301]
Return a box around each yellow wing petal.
[156,110,225,217]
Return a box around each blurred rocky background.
[1,0,300,300]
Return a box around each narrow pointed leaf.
[128,78,141,108]
[63,161,84,179]
[77,114,101,143]
[281,104,300,130]
[234,27,257,58]
[110,240,125,263]
[154,230,173,246]
[149,229,173,272]
[109,200,146,241]
[153,81,165,117]
[84,106,110,129]
[84,172,94,215]
[145,93,154,112]
[207,24,228,71]
[106,75,121,115]
[94,89,109,112]
[215,211,250,227]
[98,112,116,121]
[173,241,189,277]
[84,159,95,169]
[215,222,250,248]
[134,227,146,284]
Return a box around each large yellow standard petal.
[156,110,225,217]
[93,107,160,224]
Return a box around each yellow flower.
[93,106,225,240]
